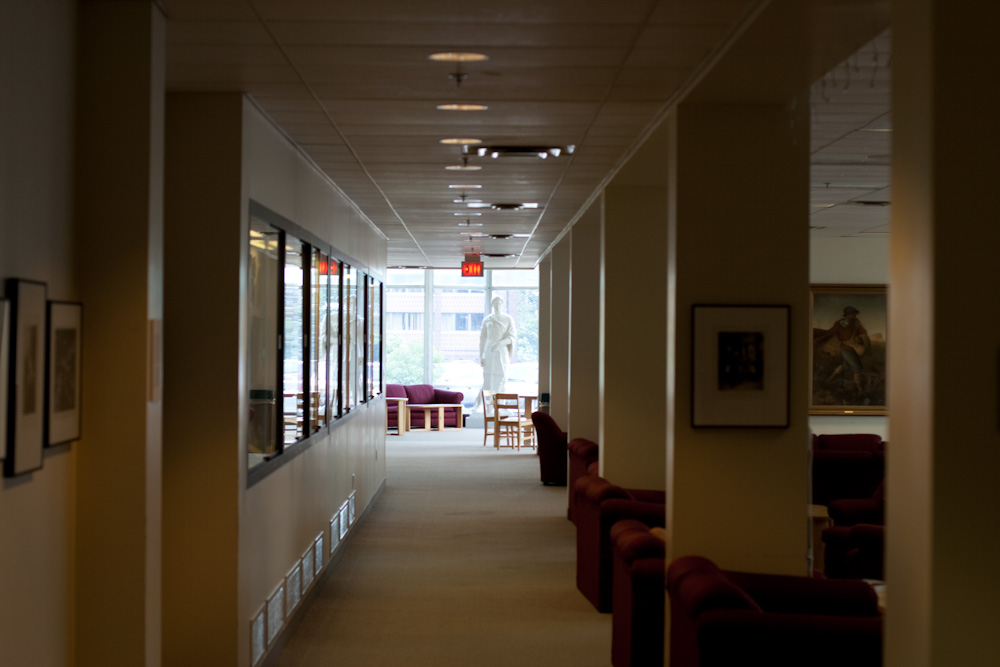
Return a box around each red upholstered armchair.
[611,520,665,667]
[386,383,463,430]
[567,438,599,523]
[667,555,883,667]
[531,411,568,486]
[574,475,665,612]
[822,480,886,579]
[812,433,885,505]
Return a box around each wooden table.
[407,403,462,432]
[386,396,408,435]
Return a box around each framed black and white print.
[4,279,47,476]
[692,304,790,428]
[47,301,82,446]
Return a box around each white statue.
[476,296,516,411]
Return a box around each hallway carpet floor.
[271,427,612,666]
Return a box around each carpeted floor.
[271,427,612,667]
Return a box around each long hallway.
[272,428,611,666]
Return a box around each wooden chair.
[493,393,536,450]
[481,389,497,447]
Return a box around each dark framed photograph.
[692,304,790,428]
[810,285,887,415]
[4,279,47,477]
[47,301,82,446]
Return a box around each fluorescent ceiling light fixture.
[453,198,482,204]
[440,138,483,145]
[466,202,491,208]
[454,212,482,216]
[448,184,482,189]
[457,220,483,227]
[428,52,489,63]
[445,164,482,171]
[437,103,488,111]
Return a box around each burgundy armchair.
[386,383,463,430]
[611,520,666,667]
[567,438,599,523]
[531,411,568,486]
[822,480,886,579]
[812,433,886,505]
[668,555,882,667]
[574,474,665,612]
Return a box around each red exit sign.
[462,261,483,277]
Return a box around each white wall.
[239,98,388,665]
[809,236,890,440]
[0,1,77,665]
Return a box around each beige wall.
[0,0,77,663]
[163,94,388,666]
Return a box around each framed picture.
[4,279,47,477]
[692,305,790,428]
[47,301,82,446]
[810,285,887,415]
[0,299,9,461]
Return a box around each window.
[248,218,280,467]
[246,201,383,479]
[384,268,539,409]
[283,236,307,444]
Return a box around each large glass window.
[343,265,357,410]
[385,278,425,386]
[384,268,539,409]
[310,249,329,433]
[283,236,307,444]
[248,219,280,470]
[246,201,382,480]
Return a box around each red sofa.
[386,384,463,430]
[611,520,666,667]
[668,555,882,667]
[574,474,665,612]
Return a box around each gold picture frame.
[810,285,887,415]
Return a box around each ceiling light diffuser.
[445,164,482,171]
[436,104,488,111]
[428,52,489,62]
[448,184,482,189]
[440,138,483,146]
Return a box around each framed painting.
[691,304,790,428]
[46,301,82,446]
[4,279,47,477]
[810,285,887,415]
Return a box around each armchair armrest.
[828,497,884,526]
[726,571,880,617]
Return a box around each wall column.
[599,125,669,490]
[568,202,601,441]
[887,2,1000,665]
[666,98,810,575]
[74,2,165,664]
[549,237,571,430]
[538,255,552,411]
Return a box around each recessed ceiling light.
[440,138,483,146]
[429,52,489,63]
[453,198,482,204]
[445,164,482,171]
[454,212,482,216]
[448,184,482,189]
[437,104,488,111]
[457,220,483,227]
